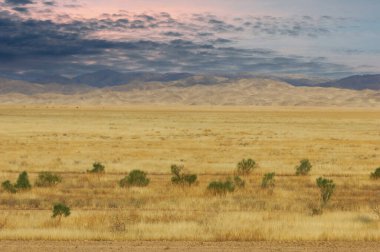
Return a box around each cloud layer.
[0,0,378,77]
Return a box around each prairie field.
[0,105,379,241]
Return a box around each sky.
[0,0,379,78]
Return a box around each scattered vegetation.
[170,164,198,186]
[295,159,312,176]
[35,172,62,187]
[313,177,336,215]
[52,203,71,221]
[1,107,379,241]
[261,172,276,189]
[120,170,150,187]
[2,171,31,193]
[87,162,105,174]
[370,167,380,179]
[207,178,235,195]
[236,158,257,175]
[1,180,16,193]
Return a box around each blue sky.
[0,0,379,77]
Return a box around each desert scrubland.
[0,105,379,241]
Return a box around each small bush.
[295,159,312,176]
[35,172,62,187]
[170,164,198,186]
[261,172,276,188]
[14,171,31,190]
[207,178,235,195]
[87,162,105,174]
[233,176,245,188]
[1,180,16,193]
[370,167,380,179]
[316,177,335,208]
[52,203,71,220]
[237,159,257,175]
[119,170,150,187]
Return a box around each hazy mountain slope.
[0,78,379,107]
[0,78,94,95]
[72,70,193,87]
[319,74,380,90]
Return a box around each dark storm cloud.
[162,31,183,37]
[42,0,55,6]
[12,6,28,12]
[5,0,33,5]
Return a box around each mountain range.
[0,70,379,107]
[0,75,379,107]
[2,70,380,90]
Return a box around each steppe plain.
[0,105,379,251]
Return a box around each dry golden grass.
[0,105,379,241]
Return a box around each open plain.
[0,105,379,250]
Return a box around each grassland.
[0,105,379,241]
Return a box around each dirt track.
[1,241,379,252]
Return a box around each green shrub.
[207,178,235,195]
[233,176,245,188]
[316,177,335,208]
[1,180,16,193]
[35,172,62,187]
[14,171,31,190]
[261,172,276,188]
[237,158,257,175]
[295,159,312,176]
[170,164,198,186]
[120,170,150,187]
[52,203,71,220]
[370,167,380,179]
[87,162,105,174]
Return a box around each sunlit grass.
[0,105,379,241]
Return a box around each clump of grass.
[313,177,336,215]
[35,172,62,187]
[233,176,245,189]
[207,178,235,195]
[371,204,380,220]
[236,158,257,175]
[261,172,275,189]
[295,159,312,176]
[119,170,150,187]
[370,167,380,179]
[110,214,126,232]
[170,164,198,186]
[87,162,105,174]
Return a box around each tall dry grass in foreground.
[0,105,379,241]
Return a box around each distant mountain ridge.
[2,70,195,87]
[0,70,380,91]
